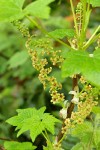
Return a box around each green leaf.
[24,0,55,19]
[50,70,65,83]
[4,141,36,150]
[62,49,100,88]
[0,0,24,22]
[72,121,93,144]
[93,114,100,149]
[43,141,53,150]
[71,143,84,150]
[8,51,29,68]
[92,106,100,114]
[11,0,25,8]
[93,129,100,149]
[6,107,60,142]
[89,0,100,7]
[49,29,75,39]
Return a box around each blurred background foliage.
[0,0,100,149]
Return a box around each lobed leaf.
[62,49,100,88]
[0,0,24,22]
[6,107,60,142]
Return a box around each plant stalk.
[56,76,78,142]
[69,0,79,37]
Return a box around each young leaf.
[4,141,36,150]
[49,29,75,39]
[62,49,100,88]
[6,107,60,142]
[0,0,24,22]
[24,0,55,19]
[8,51,29,68]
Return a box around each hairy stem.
[79,0,87,48]
[69,0,79,37]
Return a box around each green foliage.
[8,51,29,68]
[71,143,83,150]
[92,106,100,114]
[6,107,60,142]
[43,142,53,150]
[24,0,55,19]
[0,0,100,149]
[11,0,25,9]
[89,0,100,7]
[72,121,93,144]
[49,29,75,39]
[71,116,100,150]
[4,141,36,150]
[62,49,100,87]
[0,0,24,22]
[0,0,54,22]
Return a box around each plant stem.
[69,0,79,37]
[26,15,75,51]
[0,137,11,141]
[56,76,78,142]
[79,0,87,48]
[83,26,100,50]
[42,132,49,142]
[44,129,52,145]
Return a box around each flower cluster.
[62,118,71,134]
[25,34,65,103]
[53,143,64,150]
[50,50,64,67]
[49,77,65,104]
[61,77,99,135]
[80,76,86,84]
[71,99,98,124]
[12,20,30,38]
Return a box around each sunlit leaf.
[6,107,60,142]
